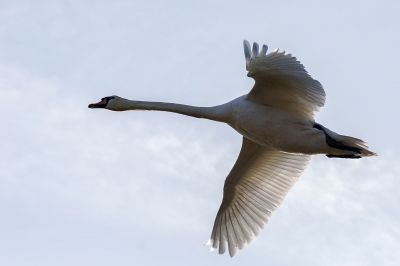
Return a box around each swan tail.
[313,123,377,158]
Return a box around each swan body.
[89,41,376,256]
[222,95,327,154]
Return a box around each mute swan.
[89,40,376,257]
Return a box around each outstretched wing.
[208,138,310,256]
[243,40,326,118]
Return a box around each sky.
[0,0,399,265]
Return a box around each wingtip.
[228,248,237,257]
[244,40,272,60]
[252,42,259,57]
[260,44,268,56]
[243,40,251,62]
[206,239,216,252]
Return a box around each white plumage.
[244,40,325,118]
[208,139,310,256]
[89,40,376,257]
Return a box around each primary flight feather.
[89,40,376,257]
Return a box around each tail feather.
[314,123,377,157]
[333,134,377,157]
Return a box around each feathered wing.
[243,40,326,118]
[209,138,310,256]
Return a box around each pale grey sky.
[0,1,399,265]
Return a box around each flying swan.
[89,40,376,257]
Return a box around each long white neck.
[115,98,230,123]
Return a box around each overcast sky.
[0,0,399,265]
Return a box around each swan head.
[88,96,126,111]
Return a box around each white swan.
[89,40,376,257]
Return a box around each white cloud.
[1,64,398,266]
[0,64,228,234]
[251,156,400,266]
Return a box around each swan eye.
[100,96,115,102]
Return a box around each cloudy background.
[0,0,399,265]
